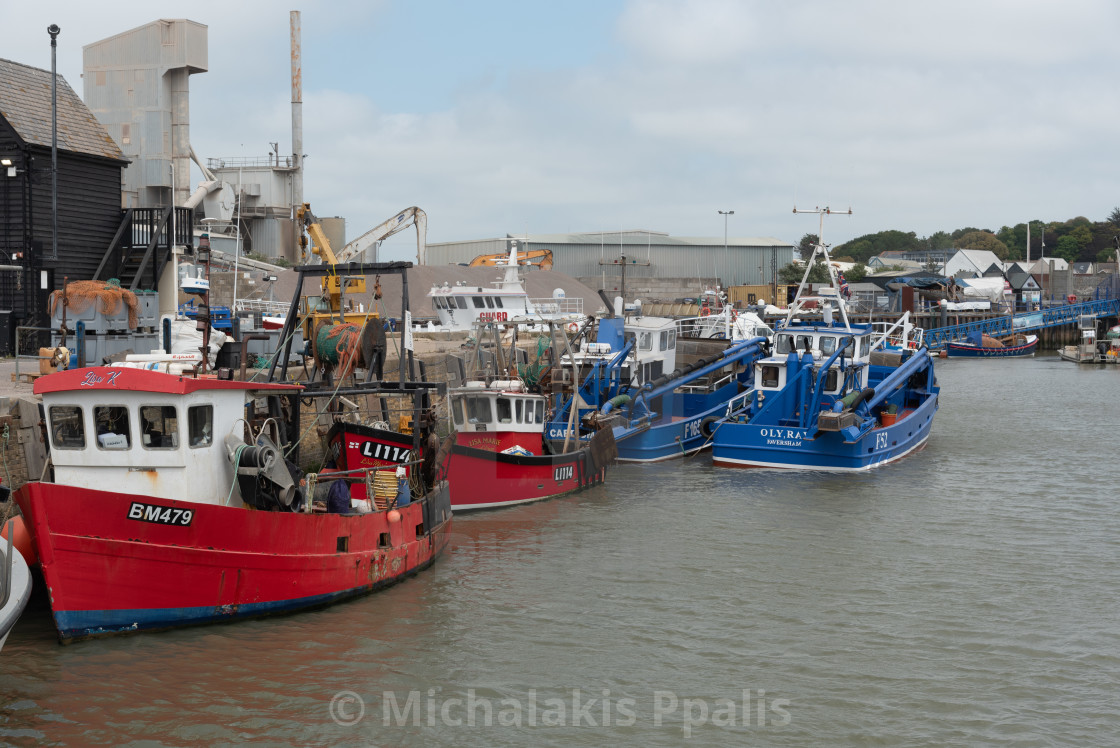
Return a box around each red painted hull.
[446,444,604,511]
[15,481,451,642]
[327,423,416,502]
[330,424,606,512]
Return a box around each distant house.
[867,257,927,271]
[943,249,1003,279]
[1071,262,1093,275]
[0,57,129,354]
[1025,257,1068,273]
[980,262,1006,277]
[1007,271,1041,307]
[861,268,944,291]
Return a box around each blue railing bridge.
[923,297,1120,348]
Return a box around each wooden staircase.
[93,207,193,290]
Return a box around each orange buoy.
[387,509,402,523]
[1,514,38,567]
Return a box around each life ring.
[907,340,919,350]
[566,322,579,333]
[700,306,712,316]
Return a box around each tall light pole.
[718,210,734,287]
[49,23,60,261]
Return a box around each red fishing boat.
[330,377,614,512]
[14,366,451,643]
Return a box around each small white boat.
[1058,315,1119,363]
[428,241,584,332]
[1,520,33,653]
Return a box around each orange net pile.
[315,323,363,379]
[48,279,140,329]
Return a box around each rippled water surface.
[4,355,1119,746]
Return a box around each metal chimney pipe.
[290,10,303,262]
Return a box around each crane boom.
[469,247,553,270]
[339,207,427,264]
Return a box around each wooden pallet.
[10,371,45,384]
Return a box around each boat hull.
[712,393,939,471]
[946,338,1038,358]
[447,444,605,511]
[14,481,451,642]
[612,410,713,463]
[330,423,608,512]
[0,540,32,652]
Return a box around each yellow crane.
[295,203,427,347]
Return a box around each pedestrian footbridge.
[922,297,1120,348]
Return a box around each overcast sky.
[6,0,1120,261]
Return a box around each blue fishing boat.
[545,297,767,462]
[710,207,940,471]
[946,331,1038,358]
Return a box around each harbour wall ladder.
[923,297,1120,348]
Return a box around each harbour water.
[3,354,1118,746]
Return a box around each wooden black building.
[0,57,129,356]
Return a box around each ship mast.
[789,206,853,330]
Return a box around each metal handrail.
[13,325,65,379]
[923,297,1120,347]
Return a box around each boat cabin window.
[638,332,652,351]
[140,405,179,449]
[49,405,85,450]
[667,330,676,350]
[496,397,513,424]
[188,405,213,447]
[456,297,468,310]
[494,297,504,308]
[844,336,858,358]
[465,396,493,424]
[472,296,485,309]
[536,400,545,423]
[514,399,523,423]
[659,331,669,351]
[485,297,495,308]
[94,405,131,450]
[820,336,838,355]
[452,398,465,426]
[823,368,840,392]
[760,364,780,389]
[775,334,793,355]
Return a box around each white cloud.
[6,0,1120,259]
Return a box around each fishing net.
[517,336,552,390]
[48,279,139,329]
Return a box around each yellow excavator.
[469,247,553,270]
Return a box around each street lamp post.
[718,210,734,286]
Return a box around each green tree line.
[828,209,1120,265]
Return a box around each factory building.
[426,230,795,301]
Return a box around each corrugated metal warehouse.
[426,230,795,288]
